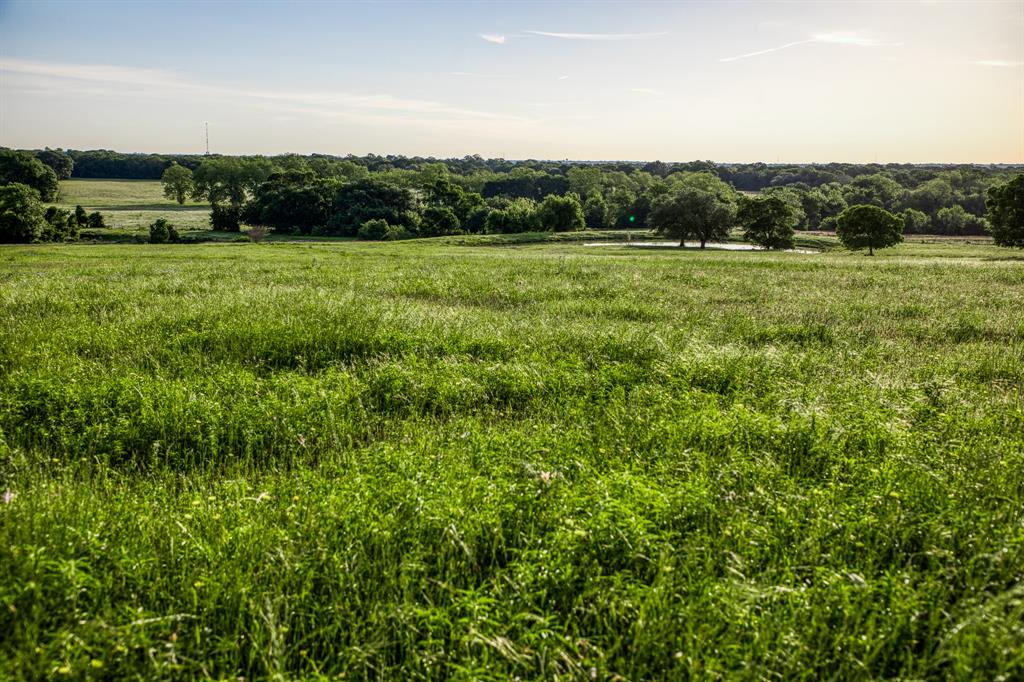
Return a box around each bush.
[357,218,391,240]
[210,204,241,232]
[383,224,413,241]
[148,218,179,244]
[87,211,106,228]
[484,198,539,234]
[42,207,79,242]
[933,205,987,236]
[74,205,88,226]
[900,208,930,234]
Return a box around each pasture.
[0,239,1022,679]
[56,179,212,235]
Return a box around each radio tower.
[204,122,210,156]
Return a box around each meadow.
[0,234,1022,679]
[56,179,212,236]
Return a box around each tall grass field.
[1,239,1022,679]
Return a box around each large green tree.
[650,185,736,248]
[0,183,47,243]
[161,163,194,204]
[836,204,904,255]
[0,149,60,201]
[738,195,797,250]
[985,174,1024,248]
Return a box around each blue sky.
[1,0,1021,162]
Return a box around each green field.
[1,239,1022,679]
[56,179,212,235]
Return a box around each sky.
[0,0,1022,163]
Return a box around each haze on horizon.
[1,0,1022,164]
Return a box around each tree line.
[1,146,1021,247]
[14,147,1023,234]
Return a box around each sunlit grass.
[0,240,1022,679]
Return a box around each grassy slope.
[1,241,1022,680]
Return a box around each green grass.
[1,240,1022,680]
[55,179,212,235]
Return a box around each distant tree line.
[2,145,1021,247]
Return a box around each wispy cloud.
[557,75,570,80]
[525,30,667,41]
[719,31,901,62]
[0,57,525,124]
[479,34,506,44]
[971,60,1024,67]
[630,87,664,96]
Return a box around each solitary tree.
[161,163,194,204]
[986,174,1024,248]
[650,186,736,248]
[738,195,797,250]
[836,204,904,255]
[537,193,585,232]
[0,183,46,243]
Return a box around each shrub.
[87,211,106,228]
[42,207,79,242]
[383,224,413,241]
[148,218,179,244]
[484,198,539,234]
[900,208,930,234]
[357,218,391,240]
[74,205,88,226]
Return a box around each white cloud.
[525,30,667,41]
[720,31,901,62]
[630,88,664,96]
[479,34,506,44]
[557,75,570,80]
[0,57,525,124]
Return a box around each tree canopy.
[161,163,194,204]
[650,183,736,248]
[738,195,797,250]
[0,183,47,243]
[985,174,1024,248]
[836,205,904,255]
[0,149,60,202]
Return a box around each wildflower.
[2,490,14,504]
[90,659,104,669]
